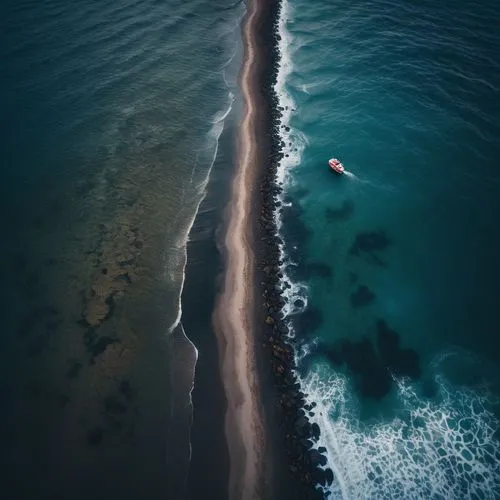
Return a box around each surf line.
[212,0,266,499]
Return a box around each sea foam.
[301,361,500,499]
[274,0,309,324]
[272,0,500,498]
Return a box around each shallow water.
[274,0,500,497]
[0,0,243,497]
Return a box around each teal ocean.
[275,0,500,497]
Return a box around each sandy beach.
[213,0,332,497]
[212,0,268,498]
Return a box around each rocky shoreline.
[252,0,333,498]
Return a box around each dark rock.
[255,9,332,496]
[313,468,327,486]
[311,423,320,441]
[324,468,334,485]
[293,299,306,309]
[295,415,308,431]
[310,449,327,466]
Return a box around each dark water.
[183,105,243,500]
[274,0,500,497]
[0,0,243,498]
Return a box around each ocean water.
[0,0,243,498]
[275,0,500,497]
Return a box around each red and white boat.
[329,158,345,174]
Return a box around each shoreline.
[183,108,239,499]
[212,0,267,498]
[249,0,334,498]
[214,0,332,498]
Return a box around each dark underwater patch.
[421,377,438,399]
[325,200,354,221]
[305,261,332,279]
[293,188,309,199]
[376,320,421,379]
[83,328,118,363]
[280,200,311,269]
[104,396,127,415]
[350,285,375,307]
[67,360,82,379]
[319,319,420,399]
[293,261,333,282]
[26,332,50,357]
[293,305,323,336]
[349,229,391,266]
[119,379,134,401]
[87,426,103,446]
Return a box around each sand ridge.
[213,0,266,498]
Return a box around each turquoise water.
[275,0,500,497]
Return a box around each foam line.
[271,1,500,498]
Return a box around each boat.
[329,158,345,174]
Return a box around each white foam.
[274,0,306,188]
[300,362,500,499]
[211,92,235,125]
[272,0,310,329]
[168,91,234,334]
[169,0,247,334]
[272,2,500,499]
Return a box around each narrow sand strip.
[213,0,265,499]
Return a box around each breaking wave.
[301,361,500,499]
[272,0,500,498]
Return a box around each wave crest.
[301,364,500,499]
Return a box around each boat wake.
[343,170,399,194]
[272,0,500,499]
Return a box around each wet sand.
[213,0,267,498]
